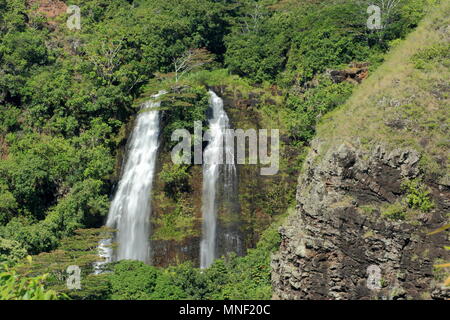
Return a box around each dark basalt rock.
[271,141,449,300]
[327,62,370,84]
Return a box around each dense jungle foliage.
[0,0,438,299]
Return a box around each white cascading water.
[94,91,164,271]
[200,90,236,269]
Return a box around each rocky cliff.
[271,141,449,299]
[271,2,450,300]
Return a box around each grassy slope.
[316,0,449,182]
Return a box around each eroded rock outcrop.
[327,62,369,84]
[271,141,449,300]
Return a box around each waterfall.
[95,91,164,270]
[93,238,112,274]
[200,90,237,269]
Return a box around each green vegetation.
[410,43,450,69]
[0,0,441,299]
[402,179,434,212]
[124,207,283,300]
[159,163,191,196]
[151,198,198,241]
[0,238,27,265]
[28,209,286,300]
[0,262,61,300]
[382,202,408,221]
[152,156,198,241]
[0,0,228,260]
[382,179,435,221]
[317,0,449,183]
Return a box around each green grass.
[315,1,449,181]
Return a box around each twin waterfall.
[200,91,237,269]
[98,90,236,270]
[99,92,164,266]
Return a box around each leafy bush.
[286,78,354,142]
[382,179,434,220]
[411,43,450,69]
[0,183,17,226]
[402,179,434,212]
[109,260,161,300]
[0,238,26,265]
[0,263,60,300]
[160,87,209,150]
[159,163,191,196]
[151,262,207,300]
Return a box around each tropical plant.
[0,261,61,300]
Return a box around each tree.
[374,0,403,29]
[109,260,161,300]
[238,1,267,34]
[0,238,26,265]
[173,48,214,82]
[0,183,17,225]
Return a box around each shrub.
[109,260,161,300]
[0,183,17,226]
[0,263,60,300]
[159,163,191,196]
[402,179,434,212]
[382,179,434,221]
[0,238,26,265]
[411,43,450,69]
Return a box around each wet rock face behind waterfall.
[150,85,296,267]
[271,141,449,300]
[151,238,201,267]
[150,90,243,268]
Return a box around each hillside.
[272,0,449,300]
[0,0,447,301]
